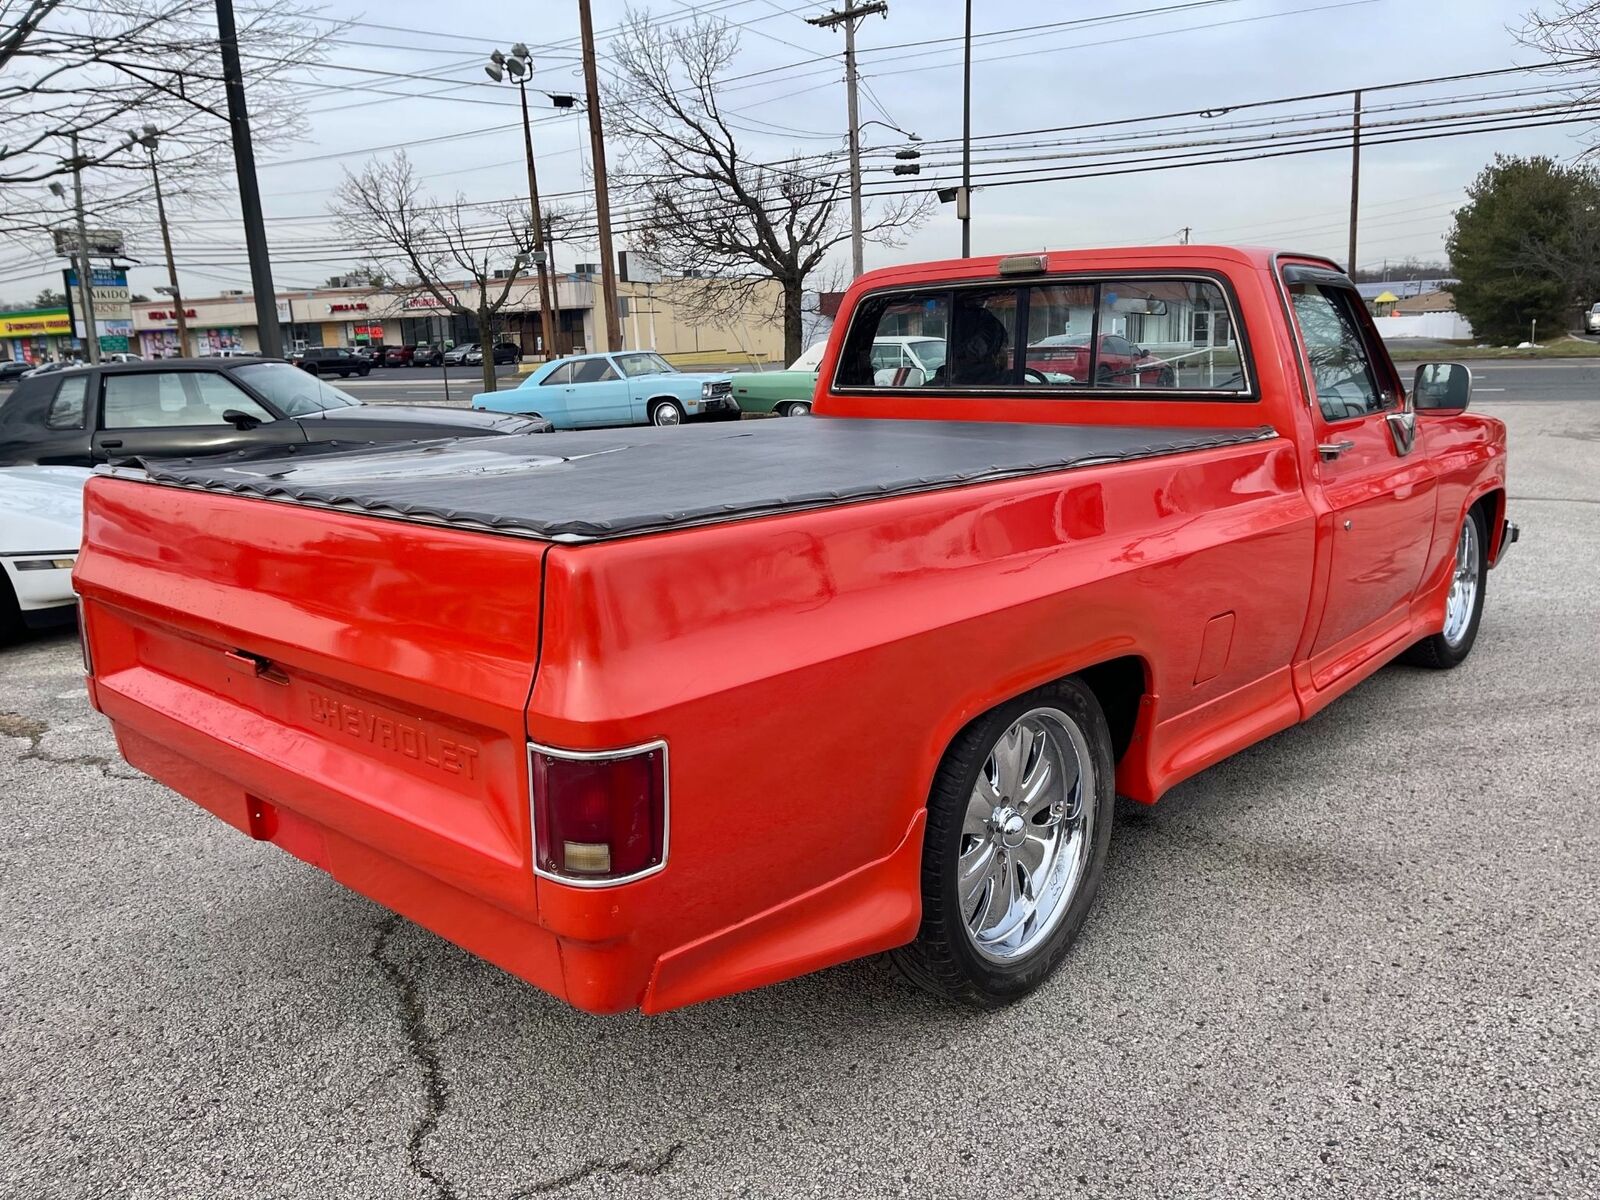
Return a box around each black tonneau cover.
[130,417,1274,543]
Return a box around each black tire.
[1402,504,1489,669]
[0,574,22,644]
[892,677,1116,1007]
[303,363,319,376]
[650,399,685,427]
[1095,364,1114,385]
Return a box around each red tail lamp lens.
[531,745,666,883]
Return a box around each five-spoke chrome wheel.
[958,707,1095,963]
[1442,516,1480,648]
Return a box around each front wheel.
[650,400,684,427]
[1403,505,1488,669]
[779,400,812,417]
[892,678,1115,1007]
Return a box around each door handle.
[1316,440,1355,460]
[99,438,123,449]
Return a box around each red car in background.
[1027,333,1175,386]
[381,345,416,367]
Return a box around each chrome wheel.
[651,402,682,427]
[1442,517,1480,648]
[782,401,811,417]
[959,707,1095,963]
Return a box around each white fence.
[1374,312,1474,341]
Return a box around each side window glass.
[190,373,273,423]
[1289,285,1385,421]
[542,363,574,386]
[46,375,88,429]
[572,358,617,384]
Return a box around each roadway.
[1,396,1595,1198]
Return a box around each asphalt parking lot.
[2,399,1596,1199]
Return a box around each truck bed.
[125,417,1276,543]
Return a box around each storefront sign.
[148,308,198,320]
[0,309,72,337]
[330,302,369,313]
[403,295,454,309]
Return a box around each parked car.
[0,358,550,468]
[465,342,522,366]
[442,342,480,367]
[1026,333,1174,386]
[382,344,417,367]
[732,337,949,417]
[0,464,89,640]
[0,360,33,382]
[289,346,372,378]
[411,344,445,368]
[73,246,1514,1017]
[21,361,81,378]
[472,350,738,428]
[1586,302,1600,334]
[104,352,144,364]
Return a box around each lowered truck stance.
[75,247,1514,1014]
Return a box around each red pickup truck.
[75,247,1513,1015]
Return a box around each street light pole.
[215,0,281,358]
[577,0,623,353]
[67,132,100,365]
[488,46,560,362]
[134,130,191,358]
[961,0,972,258]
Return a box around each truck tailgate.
[74,476,548,921]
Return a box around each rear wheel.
[1403,505,1488,669]
[650,399,684,427]
[779,401,812,417]
[893,678,1115,1007]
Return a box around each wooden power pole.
[807,1,888,279]
[577,0,623,352]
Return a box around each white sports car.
[0,466,88,639]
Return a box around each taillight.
[529,741,667,886]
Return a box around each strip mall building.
[131,272,787,365]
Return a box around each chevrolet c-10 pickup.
[74,246,1514,1014]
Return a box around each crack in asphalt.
[510,1143,685,1196]
[370,912,461,1200]
[1,712,145,780]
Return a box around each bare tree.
[333,152,538,398]
[608,10,929,362]
[0,0,332,247]
[1520,3,1600,157]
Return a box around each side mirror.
[1412,362,1472,414]
[222,408,261,431]
[1136,347,1150,359]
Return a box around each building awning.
[1373,291,1399,303]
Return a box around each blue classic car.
[471,351,740,430]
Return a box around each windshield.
[615,352,676,377]
[907,339,946,370]
[234,362,360,416]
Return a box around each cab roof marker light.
[998,254,1048,276]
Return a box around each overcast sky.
[18,0,1594,301]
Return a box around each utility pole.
[807,1,888,279]
[1347,89,1362,275]
[1179,225,1192,245]
[577,0,623,352]
[67,133,100,365]
[961,0,972,257]
[136,131,191,358]
[215,0,281,358]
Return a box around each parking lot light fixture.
[486,45,558,361]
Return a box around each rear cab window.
[835,274,1252,399]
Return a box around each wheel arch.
[1471,485,1507,562]
[922,651,1153,813]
